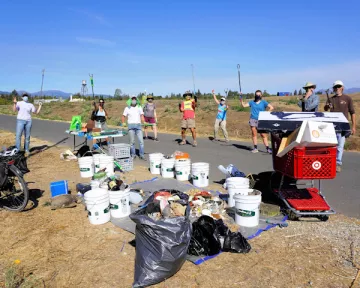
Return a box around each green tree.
[298,88,303,95]
[263,90,270,97]
[114,88,122,98]
[10,90,19,97]
[294,89,298,96]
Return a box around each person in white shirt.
[122,96,146,160]
[13,93,42,156]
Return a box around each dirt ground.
[1,93,359,150]
[0,131,360,288]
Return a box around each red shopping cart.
[257,111,351,221]
[269,133,336,221]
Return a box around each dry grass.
[1,131,360,287]
[1,93,359,150]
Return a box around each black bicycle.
[0,152,30,211]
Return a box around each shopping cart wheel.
[287,210,299,221]
[317,215,329,222]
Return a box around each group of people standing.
[12,80,356,172]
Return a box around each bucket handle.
[85,199,108,210]
[82,151,94,158]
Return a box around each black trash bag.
[188,216,221,256]
[215,219,251,254]
[129,201,191,288]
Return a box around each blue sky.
[0,0,359,96]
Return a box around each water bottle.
[75,122,80,131]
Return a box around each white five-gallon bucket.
[78,156,94,178]
[175,159,191,181]
[84,188,110,225]
[149,153,164,175]
[90,180,101,190]
[161,158,176,178]
[99,156,115,177]
[234,190,262,227]
[93,154,105,173]
[192,162,210,188]
[226,177,250,207]
[109,186,131,218]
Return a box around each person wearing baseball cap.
[212,90,229,142]
[324,80,356,172]
[297,82,319,112]
[12,93,42,156]
[122,96,146,160]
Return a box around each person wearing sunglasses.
[240,90,274,153]
[324,80,356,172]
[91,98,109,147]
[143,95,159,141]
[298,82,319,112]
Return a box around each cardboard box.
[301,121,338,147]
[277,121,308,157]
[277,120,338,157]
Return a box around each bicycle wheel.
[0,166,29,212]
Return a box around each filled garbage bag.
[188,216,222,256]
[129,199,191,288]
[215,219,251,254]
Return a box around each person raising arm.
[240,90,274,153]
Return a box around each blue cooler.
[50,180,69,198]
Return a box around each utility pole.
[40,69,45,97]
[191,64,196,95]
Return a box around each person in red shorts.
[143,95,159,141]
[179,91,197,147]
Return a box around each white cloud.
[76,37,115,47]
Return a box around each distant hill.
[31,90,72,97]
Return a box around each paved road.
[1,114,359,218]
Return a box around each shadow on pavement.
[232,143,251,151]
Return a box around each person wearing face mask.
[179,91,197,147]
[143,95,159,141]
[91,98,109,147]
[297,82,319,112]
[240,90,274,153]
[212,90,229,142]
[324,80,356,173]
[12,93,42,156]
[122,96,146,160]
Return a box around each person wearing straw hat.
[324,80,356,172]
[212,90,229,142]
[143,95,159,142]
[298,82,319,112]
[179,91,197,147]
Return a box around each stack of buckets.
[83,185,131,225]
[78,153,115,178]
[226,177,262,227]
[148,153,210,188]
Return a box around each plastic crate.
[109,143,131,159]
[117,157,133,171]
[271,134,336,179]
